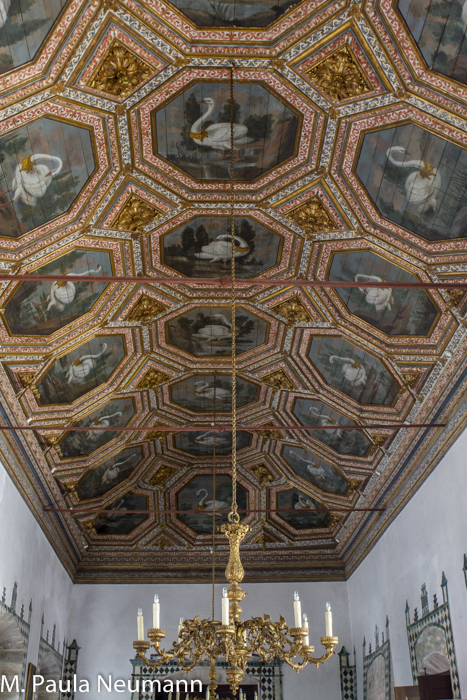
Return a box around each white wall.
[0,459,73,666]
[70,580,351,700]
[347,428,467,696]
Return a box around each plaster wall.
[347,428,467,696]
[0,459,73,667]
[69,580,352,700]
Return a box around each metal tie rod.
[0,423,446,433]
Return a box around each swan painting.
[46,264,102,313]
[193,234,250,263]
[355,274,393,313]
[289,451,327,486]
[12,154,63,207]
[194,431,232,448]
[194,381,232,401]
[386,146,442,215]
[190,98,252,159]
[66,343,108,384]
[101,455,133,485]
[294,495,316,510]
[0,0,10,26]
[196,489,230,511]
[329,355,368,388]
[192,314,238,340]
[308,407,343,438]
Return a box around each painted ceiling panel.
[1,0,467,583]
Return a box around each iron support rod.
[43,507,385,514]
[0,423,446,433]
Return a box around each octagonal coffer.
[36,335,126,405]
[0,118,95,237]
[75,445,144,501]
[170,374,258,412]
[166,306,269,357]
[176,475,247,534]
[328,250,438,336]
[356,123,467,241]
[161,216,283,278]
[173,430,252,456]
[293,398,372,456]
[276,488,330,529]
[281,444,349,496]
[4,248,112,336]
[165,0,300,27]
[308,336,399,406]
[93,493,148,535]
[152,82,299,182]
[398,0,467,85]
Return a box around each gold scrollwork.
[89,41,152,98]
[112,194,161,234]
[285,196,336,236]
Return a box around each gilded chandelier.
[132,65,338,695]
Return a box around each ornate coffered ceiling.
[1,0,467,583]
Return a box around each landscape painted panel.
[167,0,300,27]
[308,336,399,405]
[167,307,268,357]
[76,446,144,500]
[0,117,95,237]
[162,216,282,279]
[356,123,467,241]
[281,445,348,495]
[177,475,247,534]
[153,82,299,181]
[174,430,251,456]
[36,335,125,405]
[328,250,438,336]
[170,375,258,412]
[0,0,67,74]
[276,488,330,529]
[398,0,467,85]
[60,398,135,459]
[293,398,372,456]
[93,493,147,535]
[4,249,112,336]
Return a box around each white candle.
[178,617,184,639]
[222,587,230,625]
[254,693,258,700]
[137,608,144,641]
[176,694,180,700]
[153,594,160,629]
[168,694,172,700]
[206,687,210,700]
[302,613,309,647]
[325,602,333,637]
[293,591,302,628]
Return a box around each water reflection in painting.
[293,398,371,456]
[167,307,268,357]
[162,217,282,278]
[76,446,144,500]
[328,250,438,336]
[0,0,67,73]
[174,430,251,456]
[60,398,135,458]
[276,489,330,529]
[36,335,125,405]
[398,0,467,85]
[171,375,258,412]
[357,123,467,241]
[167,0,300,27]
[281,445,348,495]
[0,118,95,237]
[308,336,399,405]
[4,249,112,336]
[177,475,247,534]
[93,493,147,535]
[153,83,299,181]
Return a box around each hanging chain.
[229,62,239,526]
[211,371,217,620]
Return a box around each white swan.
[290,451,326,483]
[462,1,467,34]
[46,264,102,313]
[12,154,63,207]
[194,381,231,400]
[101,455,133,485]
[193,314,238,340]
[196,488,230,511]
[0,0,10,26]
[66,343,108,384]
[355,274,393,313]
[190,98,252,158]
[308,407,343,438]
[294,495,315,510]
[194,431,232,447]
[194,234,250,263]
[329,355,367,388]
[386,146,442,214]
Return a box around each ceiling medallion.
[43,434,63,458]
[261,369,296,392]
[367,435,387,456]
[112,194,161,233]
[126,295,168,324]
[16,371,38,395]
[272,296,313,325]
[248,463,274,487]
[89,40,152,99]
[136,368,171,391]
[401,372,419,389]
[285,196,336,236]
[149,465,177,487]
[446,289,465,308]
[305,44,372,102]
[257,424,284,441]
